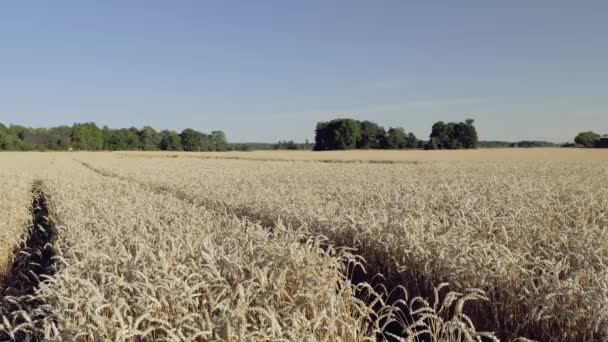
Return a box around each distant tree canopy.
[72,122,104,150]
[426,119,478,150]
[159,130,182,151]
[357,121,386,149]
[313,118,419,151]
[513,141,558,148]
[272,140,310,150]
[0,122,228,152]
[314,119,361,150]
[478,140,558,148]
[574,131,601,147]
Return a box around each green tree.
[357,121,386,149]
[71,122,103,150]
[139,126,161,150]
[210,130,228,151]
[406,132,419,148]
[180,128,204,151]
[574,131,600,147]
[314,118,361,150]
[159,130,182,151]
[274,140,300,150]
[385,127,407,149]
[9,125,29,141]
[427,119,478,150]
[0,124,16,150]
[104,128,141,150]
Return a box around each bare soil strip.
[0,181,57,341]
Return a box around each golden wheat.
[76,152,608,341]
[0,154,43,281]
[5,150,606,341]
[120,148,608,162]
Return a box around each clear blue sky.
[1,1,607,142]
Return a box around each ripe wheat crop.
[0,154,44,281]
[77,151,608,341]
[2,150,607,341]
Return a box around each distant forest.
[478,140,559,148]
[0,122,229,151]
[1,120,603,152]
[312,118,478,151]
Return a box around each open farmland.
[1,150,607,341]
[121,148,608,163]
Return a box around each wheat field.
[121,148,608,162]
[1,150,607,341]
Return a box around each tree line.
[478,140,558,148]
[0,122,229,151]
[272,140,314,150]
[573,131,608,148]
[313,118,478,151]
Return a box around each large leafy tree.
[159,130,182,151]
[314,119,361,151]
[385,127,407,149]
[357,121,386,149]
[406,132,419,148]
[314,118,419,151]
[427,119,478,150]
[139,126,161,150]
[210,130,228,151]
[104,128,140,150]
[574,131,600,147]
[180,128,205,151]
[0,124,16,150]
[71,122,103,150]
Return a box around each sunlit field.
[1,149,607,341]
[120,147,608,162]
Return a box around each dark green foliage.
[273,140,313,150]
[230,143,271,151]
[159,130,182,151]
[385,127,407,149]
[179,128,205,151]
[478,140,559,148]
[357,121,386,149]
[314,119,361,151]
[0,122,228,152]
[231,143,253,151]
[273,140,298,150]
[426,119,478,150]
[14,126,71,151]
[103,128,140,150]
[513,141,558,148]
[9,125,29,141]
[178,128,229,151]
[0,124,17,150]
[139,126,161,151]
[72,122,103,150]
[314,118,417,151]
[210,131,229,151]
[574,131,601,147]
[478,141,512,148]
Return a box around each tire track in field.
[74,158,507,341]
[0,181,58,341]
